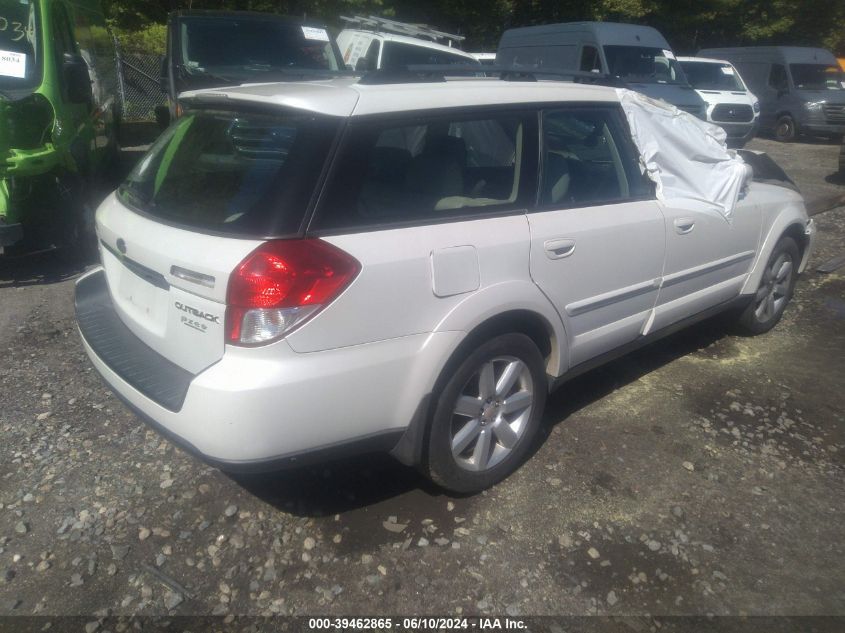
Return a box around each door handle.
[544,238,576,259]
[674,218,695,234]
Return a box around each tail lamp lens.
[226,239,360,345]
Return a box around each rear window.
[312,110,537,233]
[118,108,339,237]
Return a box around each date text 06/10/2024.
[306,617,527,630]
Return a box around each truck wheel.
[737,236,799,335]
[774,115,797,142]
[424,333,547,493]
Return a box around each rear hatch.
[97,104,339,374]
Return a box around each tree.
[102,0,845,55]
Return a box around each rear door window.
[540,107,652,208]
[313,110,538,232]
[118,108,339,237]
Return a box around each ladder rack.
[340,15,465,47]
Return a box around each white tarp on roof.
[616,88,752,221]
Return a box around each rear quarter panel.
[288,215,566,374]
[287,215,535,353]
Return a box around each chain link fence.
[116,45,165,123]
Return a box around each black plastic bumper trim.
[0,222,23,247]
[75,269,194,412]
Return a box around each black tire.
[424,333,547,494]
[774,115,797,142]
[737,236,800,335]
[54,172,98,265]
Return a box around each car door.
[764,62,789,129]
[528,106,665,369]
[651,193,762,333]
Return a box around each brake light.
[226,239,360,345]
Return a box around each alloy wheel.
[754,251,793,322]
[450,356,534,472]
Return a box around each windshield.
[789,64,844,91]
[179,17,342,80]
[119,108,339,237]
[680,61,746,91]
[0,0,40,92]
[380,41,478,69]
[604,45,687,85]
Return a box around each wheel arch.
[390,287,568,468]
[432,281,568,378]
[741,209,810,296]
[435,309,559,394]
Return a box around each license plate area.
[116,268,171,336]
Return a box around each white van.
[697,46,845,142]
[337,15,479,71]
[497,22,707,119]
[678,56,760,148]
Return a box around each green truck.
[0,0,118,256]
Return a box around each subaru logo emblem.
[116,238,127,254]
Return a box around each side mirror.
[355,57,373,72]
[63,53,92,104]
[159,55,168,93]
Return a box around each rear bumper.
[75,268,458,470]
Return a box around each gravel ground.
[0,137,843,620]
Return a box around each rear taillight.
[226,239,360,346]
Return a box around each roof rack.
[340,15,465,47]
[357,64,627,88]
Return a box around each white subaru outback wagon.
[76,74,816,493]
